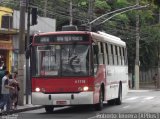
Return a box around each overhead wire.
[0,0,89,23]
[1,0,157,39]
[29,1,89,23]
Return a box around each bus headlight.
[78,87,83,91]
[78,86,92,91]
[35,87,40,92]
[83,86,89,91]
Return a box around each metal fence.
[128,66,159,89]
[140,66,158,84]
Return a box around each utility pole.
[18,0,26,105]
[88,0,94,31]
[26,0,30,104]
[69,0,73,25]
[157,7,160,88]
[158,37,160,89]
[135,0,140,90]
[44,0,47,17]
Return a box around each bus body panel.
[93,65,106,103]
[32,77,94,93]
[32,74,104,105]
[32,77,97,105]
[105,65,128,101]
[32,92,94,105]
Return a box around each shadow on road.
[39,103,116,114]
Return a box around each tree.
[2,0,160,72]
[0,0,20,10]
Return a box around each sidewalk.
[140,83,156,90]
[10,104,43,113]
[129,82,160,92]
[0,95,44,115]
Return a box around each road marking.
[128,90,152,92]
[122,105,130,108]
[141,97,154,103]
[87,115,97,119]
[143,97,154,100]
[125,97,139,100]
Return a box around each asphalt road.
[5,90,160,119]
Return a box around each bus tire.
[45,106,54,113]
[95,89,103,111]
[115,84,122,105]
[107,99,115,105]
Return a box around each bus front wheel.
[45,106,54,113]
[94,89,103,111]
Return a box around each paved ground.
[16,89,160,119]
[0,95,43,115]
[0,87,160,116]
[139,83,156,90]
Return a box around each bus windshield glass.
[32,44,90,77]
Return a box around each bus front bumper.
[31,92,94,105]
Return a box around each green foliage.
[0,0,19,10]
[113,0,129,8]
[114,14,129,25]
[1,0,160,70]
[78,0,87,6]
[154,0,160,7]
[140,25,160,68]
[95,0,111,11]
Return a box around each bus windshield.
[32,44,90,77]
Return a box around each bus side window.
[119,47,123,65]
[104,43,109,65]
[93,44,99,74]
[110,44,114,65]
[124,48,128,65]
[106,43,110,65]
[116,46,119,65]
[121,47,125,65]
[107,44,111,65]
[98,42,104,64]
[117,46,121,65]
[113,45,117,65]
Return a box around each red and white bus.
[31,30,128,112]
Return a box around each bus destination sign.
[34,34,89,44]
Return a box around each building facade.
[0,7,17,72]
[0,7,56,73]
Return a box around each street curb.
[0,105,44,115]
[128,89,153,92]
[128,89,160,92]
[12,105,44,113]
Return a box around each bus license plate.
[54,100,70,105]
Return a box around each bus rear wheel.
[94,89,103,111]
[45,106,54,113]
[107,99,115,105]
[115,85,122,105]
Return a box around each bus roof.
[91,31,126,46]
[34,31,89,36]
[34,31,126,46]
